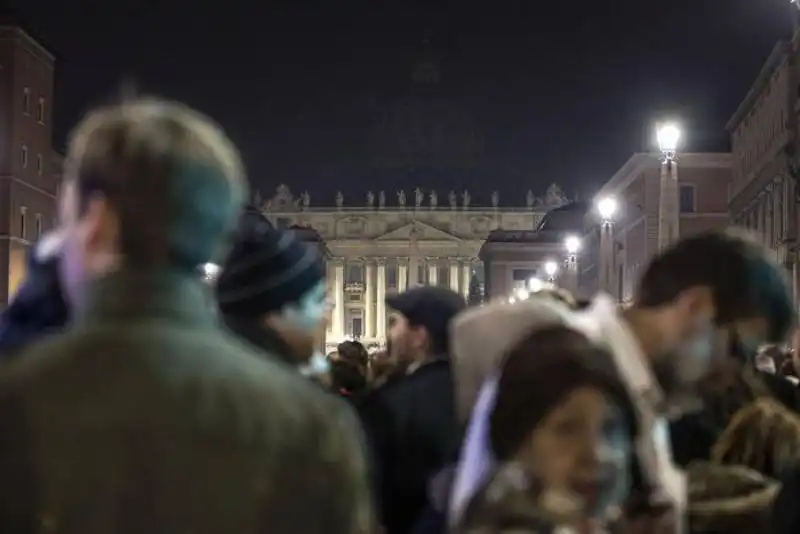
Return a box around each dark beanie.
[215,206,325,317]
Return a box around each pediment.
[375,221,461,242]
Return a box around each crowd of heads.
[2,92,800,534]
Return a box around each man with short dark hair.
[0,97,374,534]
[361,286,466,534]
[448,229,796,533]
[590,229,795,532]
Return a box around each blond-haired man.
[0,97,374,534]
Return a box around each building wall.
[480,243,563,300]
[727,35,799,286]
[261,184,563,348]
[0,27,60,304]
[582,152,731,301]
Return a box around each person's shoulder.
[0,329,86,390]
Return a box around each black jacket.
[0,244,68,355]
[360,358,459,534]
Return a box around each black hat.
[216,206,325,317]
[387,286,466,354]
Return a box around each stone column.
[461,260,472,299]
[449,260,460,293]
[376,260,387,341]
[333,260,345,341]
[600,222,617,299]
[398,259,408,292]
[364,261,375,340]
[428,260,438,285]
[657,160,679,251]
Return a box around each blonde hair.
[65,96,246,268]
[712,397,800,477]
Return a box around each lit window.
[22,87,30,114]
[35,214,43,239]
[19,207,27,240]
[21,145,28,168]
[36,98,45,123]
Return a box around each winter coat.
[687,462,780,534]
[360,358,459,534]
[0,270,374,534]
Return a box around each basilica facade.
[260,184,569,349]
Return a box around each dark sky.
[10,0,796,205]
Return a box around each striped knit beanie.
[215,206,325,317]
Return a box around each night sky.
[10,0,796,205]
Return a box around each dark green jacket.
[0,271,374,534]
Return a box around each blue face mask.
[299,351,330,377]
[281,281,327,333]
[588,403,632,519]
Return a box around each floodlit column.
[657,124,681,251]
[600,223,616,298]
[428,261,438,285]
[449,260,460,293]
[364,261,375,340]
[658,161,679,251]
[398,260,408,292]
[333,260,345,341]
[376,259,387,341]
[461,261,472,299]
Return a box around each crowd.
[0,95,798,534]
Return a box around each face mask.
[282,282,327,333]
[679,318,716,374]
[299,351,330,377]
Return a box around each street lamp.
[564,235,581,255]
[597,196,618,223]
[563,235,581,293]
[656,123,681,163]
[595,196,618,298]
[203,263,220,280]
[544,260,558,280]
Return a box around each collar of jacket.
[79,269,217,327]
[406,353,449,376]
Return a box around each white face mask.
[299,351,330,377]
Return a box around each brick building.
[579,152,731,302]
[726,32,800,295]
[0,24,60,304]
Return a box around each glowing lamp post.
[656,123,681,251]
[203,263,220,282]
[544,260,558,282]
[656,123,680,163]
[596,196,618,299]
[564,235,581,293]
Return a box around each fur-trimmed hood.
[449,298,575,423]
[688,462,781,533]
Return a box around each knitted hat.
[215,206,325,317]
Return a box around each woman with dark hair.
[452,326,637,534]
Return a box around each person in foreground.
[454,326,636,534]
[0,96,373,534]
[451,229,795,534]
